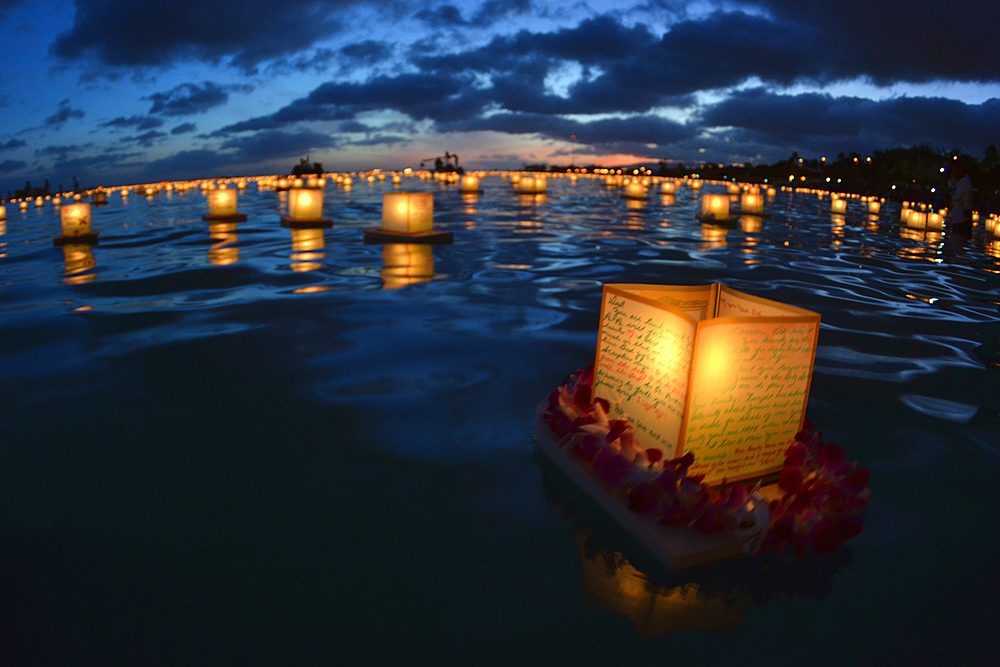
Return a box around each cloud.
[1,138,26,151]
[49,0,371,71]
[218,129,338,162]
[100,115,166,131]
[414,4,466,27]
[340,40,393,63]
[34,144,90,161]
[146,81,253,116]
[45,99,85,126]
[119,130,168,147]
[170,123,197,135]
[0,159,26,173]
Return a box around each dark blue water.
[2,177,998,665]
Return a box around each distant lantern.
[306,177,319,188]
[0,205,6,220]
[73,193,82,201]
[19,200,28,210]
[34,196,44,208]
[868,201,881,214]
[204,188,247,222]
[741,192,764,214]
[766,187,777,196]
[343,176,353,187]
[661,181,675,194]
[292,178,304,188]
[518,175,546,194]
[460,174,481,193]
[831,198,847,214]
[392,174,402,185]
[624,180,647,200]
[689,180,702,190]
[277,178,289,190]
[52,196,62,206]
[378,173,386,181]
[726,183,740,195]
[700,193,729,220]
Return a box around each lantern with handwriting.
[203,188,247,222]
[593,283,820,484]
[55,203,99,246]
[698,193,729,221]
[281,188,331,228]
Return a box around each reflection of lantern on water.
[987,240,1000,258]
[382,192,433,233]
[576,532,747,639]
[208,222,239,265]
[866,214,880,231]
[461,193,478,216]
[290,227,325,272]
[381,243,434,289]
[831,198,847,214]
[740,192,763,214]
[700,194,729,220]
[739,215,761,233]
[700,223,728,250]
[518,193,546,206]
[660,194,675,206]
[62,244,96,284]
[289,188,324,220]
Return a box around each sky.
[0,0,997,194]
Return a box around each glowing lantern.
[624,181,647,199]
[73,193,82,201]
[592,283,820,484]
[868,201,881,214]
[927,212,944,230]
[831,198,847,214]
[277,178,289,190]
[382,192,433,233]
[289,188,324,221]
[60,203,93,238]
[306,177,319,188]
[726,183,740,195]
[392,174,402,185]
[766,187,776,196]
[208,189,238,216]
[381,243,434,289]
[909,211,927,229]
[292,178,304,188]
[460,174,480,193]
[52,197,61,206]
[35,196,44,208]
[690,180,702,190]
[740,192,763,214]
[700,194,729,220]
[0,205,6,220]
[19,201,27,210]
[661,181,675,194]
[343,176,353,187]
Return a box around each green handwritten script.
[685,321,817,480]
[595,293,694,452]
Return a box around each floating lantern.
[831,198,847,214]
[35,196,44,208]
[661,181,675,194]
[203,188,247,222]
[624,181,647,200]
[19,200,28,210]
[306,177,319,189]
[392,174,401,185]
[343,176,353,187]
[909,211,927,229]
[689,180,702,190]
[364,192,452,244]
[281,188,331,228]
[0,205,5,220]
[740,192,763,215]
[726,183,740,195]
[378,173,386,181]
[277,178,289,190]
[460,174,481,193]
[927,212,944,230]
[292,178,304,188]
[518,175,546,194]
[73,193,82,201]
[381,243,434,289]
[868,201,881,214]
[766,187,776,196]
[699,193,729,221]
[55,203,98,246]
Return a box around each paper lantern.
[381,243,434,289]
[34,196,44,208]
[831,198,846,214]
[661,181,675,194]
[766,187,776,196]
[392,174,402,185]
[868,201,881,214]
[740,192,763,214]
[277,178,289,190]
[378,173,386,181]
[306,177,319,188]
[60,203,93,238]
[624,181,647,199]
[382,192,433,233]
[927,212,944,230]
[690,180,702,190]
[592,283,820,484]
[73,193,82,201]
[19,200,28,210]
[909,211,927,229]
[700,193,729,220]
[0,205,6,220]
[343,176,353,186]
[289,188,324,220]
[460,174,480,193]
[726,183,740,194]
[208,189,238,217]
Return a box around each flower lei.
[542,365,871,557]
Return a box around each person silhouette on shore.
[946,160,973,244]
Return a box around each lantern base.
[280,216,332,229]
[621,194,649,201]
[54,232,99,246]
[202,213,248,222]
[695,213,738,224]
[535,403,778,571]
[363,227,453,245]
[459,189,483,195]
[736,212,772,219]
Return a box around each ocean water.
[2,178,998,665]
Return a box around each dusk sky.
[1,0,997,194]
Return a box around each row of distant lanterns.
[2,168,996,240]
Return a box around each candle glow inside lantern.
[868,201,881,214]
[382,192,433,233]
[927,212,944,230]
[0,205,6,220]
[209,189,238,216]
[831,198,847,214]
[661,181,675,194]
[624,181,647,199]
[909,211,927,229]
[60,203,93,238]
[700,193,729,220]
[740,192,763,214]
[460,174,480,193]
[289,188,324,220]
[766,187,777,196]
